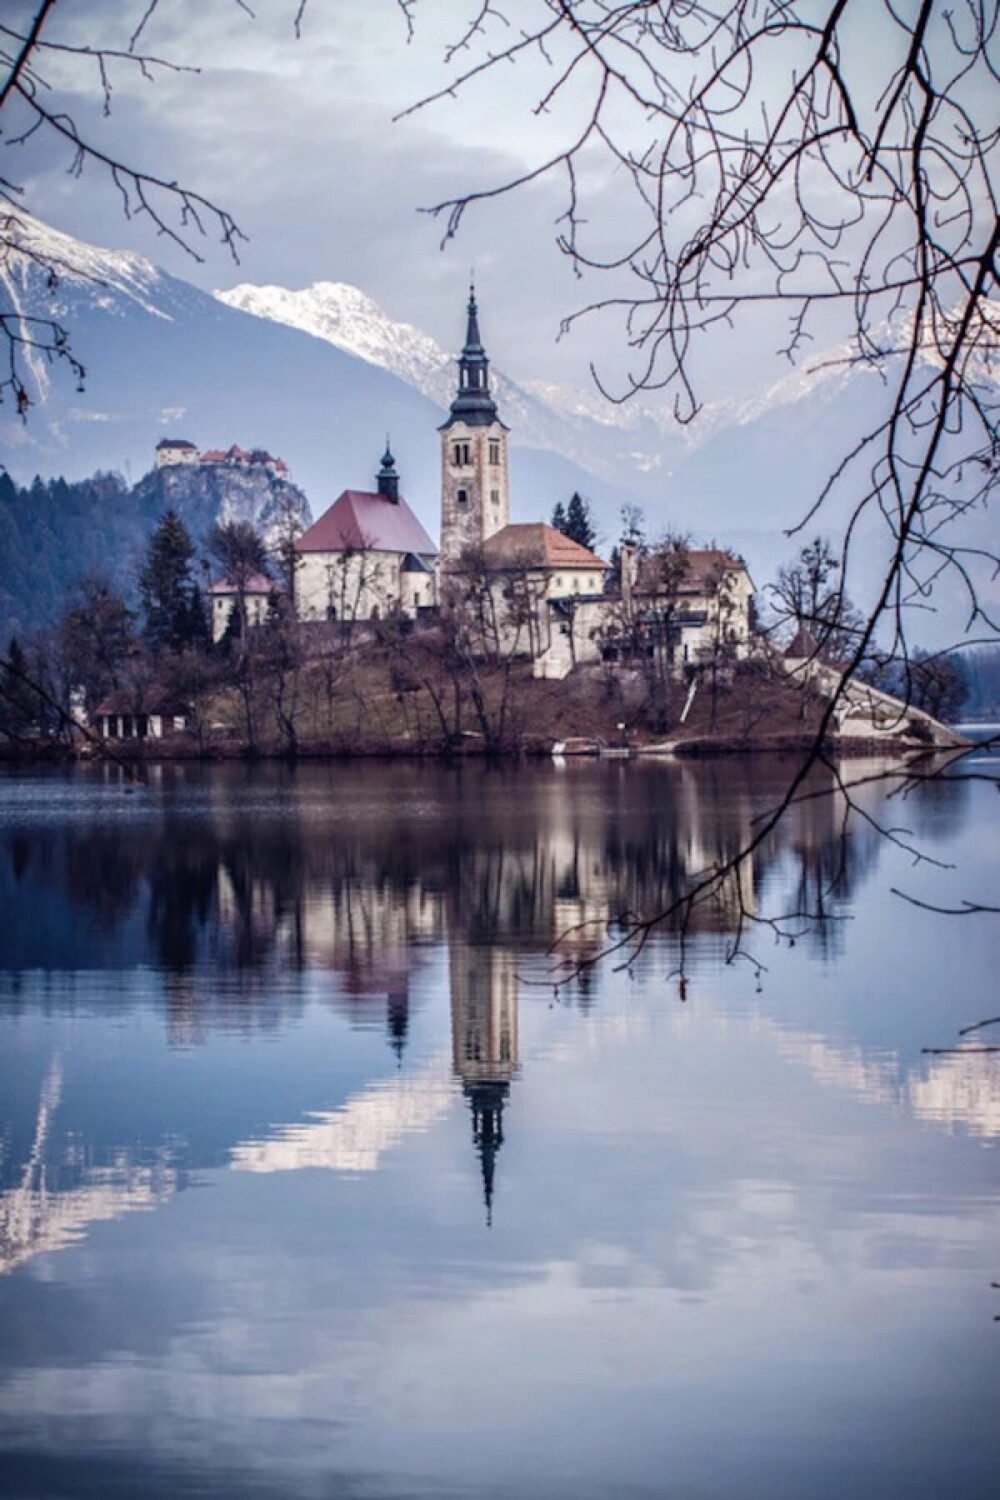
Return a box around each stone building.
[294,446,437,623]
[209,571,273,643]
[154,438,198,469]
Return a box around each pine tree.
[0,637,36,740]
[551,499,568,534]
[564,493,595,551]
[140,510,200,653]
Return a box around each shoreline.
[0,729,965,768]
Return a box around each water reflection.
[0,760,997,1500]
[0,757,901,989]
[0,757,989,1282]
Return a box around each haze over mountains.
[2,214,994,647]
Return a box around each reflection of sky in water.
[0,761,996,1500]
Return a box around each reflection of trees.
[0,760,973,1034]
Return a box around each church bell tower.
[439,285,510,566]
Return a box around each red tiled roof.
[636,547,746,595]
[481,523,607,570]
[210,571,273,596]
[201,449,226,463]
[95,687,187,716]
[296,491,437,557]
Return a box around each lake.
[0,756,997,1499]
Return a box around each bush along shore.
[0,509,972,764]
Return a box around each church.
[287,286,752,677]
[290,287,609,628]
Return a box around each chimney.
[621,539,639,615]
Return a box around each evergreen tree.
[0,638,36,740]
[209,520,270,654]
[140,510,200,653]
[551,499,568,534]
[564,493,595,551]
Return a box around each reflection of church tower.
[449,945,519,1223]
[386,983,409,1063]
[439,285,510,566]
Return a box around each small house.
[209,572,274,643]
[93,688,188,741]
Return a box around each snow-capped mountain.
[3,213,994,648]
[215,276,867,473]
[1,213,633,530]
[213,278,676,484]
[216,282,457,410]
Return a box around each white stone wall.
[211,592,269,643]
[296,550,408,623]
[533,597,607,679]
[400,569,436,614]
[155,445,198,469]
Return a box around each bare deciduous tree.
[400,0,999,965]
[1,1,245,419]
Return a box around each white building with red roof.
[294,446,438,623]
[209,570,273,643]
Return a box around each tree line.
[0,488,974,758]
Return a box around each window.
[489,440,500,465]
[490,489,499,505]
[452,441,471,466]
[456,488,469,505]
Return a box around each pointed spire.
[444,280,499,428]
[464,279,483,353]
[468,1081,507,1228]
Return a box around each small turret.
[376,438,400,503]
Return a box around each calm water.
[0,757,997,1499]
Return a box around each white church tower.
[439,285,509,566]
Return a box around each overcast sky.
[11,0,983,407]
[11,0,666,392]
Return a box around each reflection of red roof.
[482,523,606,570]
[297,491,437,556]
[210,571,272,596]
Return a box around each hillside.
[0,464,311,638]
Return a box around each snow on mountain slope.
[2,212,191,322]
[216,282,456,408]
[214,277,874,486]
[0,214,636,537]
[214,278,621,467]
